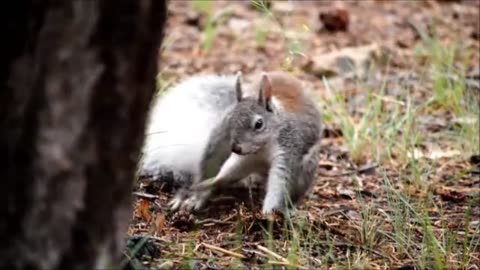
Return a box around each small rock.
[228,17,251,33]
[319,7,349,32]
[304,43,384,78]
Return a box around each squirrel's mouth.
[231,148,251,155]
[231,145,260,156]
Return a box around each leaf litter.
[128,1,480,269]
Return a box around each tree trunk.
[0,1,167,269]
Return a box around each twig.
[371,93,406,106]
[256,245,289,264]
[242,248,268,259]
[196,218,232,225]
[202,243,246,259]
[318,163,379,177]
[252,246,308,270]
[132,192,159,200]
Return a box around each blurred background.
[156,0,479,163]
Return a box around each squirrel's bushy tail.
[139,75,239,190]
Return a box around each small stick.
[132,191,159,200]
[242,248,268,259]
[202,243,246,259]
[196,218,231,225]
[318,163,378,177]
[256,245,289,264]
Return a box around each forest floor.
[126,1,480,269]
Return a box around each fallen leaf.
[155,213,166,231]
[337,185,355,200]
[136,199,152,222]
[304,43,383,79]
[148,213,166,235]
[435,186,466,203]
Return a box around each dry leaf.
[154,213,166,233]
[148,213,166,235]
[435,186,466,203]
[136,199,152,222]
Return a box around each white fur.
[140,75,237,177]
[270,96,284,111]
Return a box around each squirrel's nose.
[231,143,242,154]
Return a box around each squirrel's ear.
[258,72,273,111]
[235,71,243,102]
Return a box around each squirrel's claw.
[168,195,184,211]
[168,189,211,212]
[183,190,210,211]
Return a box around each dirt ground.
[126,1,480,269]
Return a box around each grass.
[262,24,479,269]
[192,0,235,53]
[130,1,480,269]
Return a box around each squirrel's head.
[227,72,278,155]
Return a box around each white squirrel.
[140,71,323,214]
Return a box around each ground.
[126,1,480,269]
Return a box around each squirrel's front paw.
[261,207,279,216]
[261,197,283,215]
[183,191,208,211]
[169,189,211,212]
[168,190,189,211]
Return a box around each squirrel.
[140,71,323,215]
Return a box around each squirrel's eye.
[254,118,263,130]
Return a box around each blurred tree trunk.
[0,0,167,269]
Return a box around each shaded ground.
[127,1,479,269]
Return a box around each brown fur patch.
[266,71,304,112]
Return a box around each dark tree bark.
[0,1,167,269]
